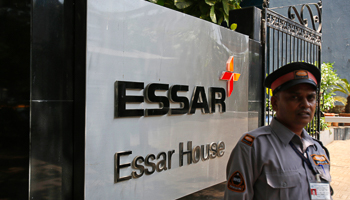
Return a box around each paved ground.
[327,140,350,200]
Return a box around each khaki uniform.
[225,118,332,200]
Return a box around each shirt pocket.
[266,171,300,199]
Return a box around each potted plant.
[333,78,350,125]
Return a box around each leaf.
[332,78,350,95]
[164,0,179,10]
[174,0,193,9]
[334,96,347,105]
[216,11,224,25]
[230,23,237,30]
[218,16,223,25]
[333,88,347,94]
[200,14,210,21]
[183,3,200,16]
[148,0,158,3]
[199,1,210,14]
[234,2,241,9]
[210,6,217,23]
[222,0,229,15]
[191,8,203,18]
[228,3,233,10]
[223,12,229,25]
[205,0,217,6]
[342,78,349,85]
[157,0,164,6]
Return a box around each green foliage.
[333,95,347,105]
[333,77,350,113]
[309,117,328,132]
[320,62,341,112]
[174,0,193,9]
[146,0,241,25]
[333,78,350,105]
[319,117,329,131]
[230,23,237,30]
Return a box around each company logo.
[311,154,330,165]
[220,56,241,97]
[114,81,226,118]
[114,56,243,118]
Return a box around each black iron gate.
[262,2,322,138]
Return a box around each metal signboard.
[86,0,250,199]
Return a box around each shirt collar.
[269,118,313,146]
[300,130,315,149]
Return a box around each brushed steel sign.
[85,0,249,199]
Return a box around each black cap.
[264,62,321,95]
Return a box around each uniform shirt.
[224,118,332,200]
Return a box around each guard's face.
[271,83,317,133]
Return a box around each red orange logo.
[220,56,240,97]
[227,171,246,192]
[241,134,255,146]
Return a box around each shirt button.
[282,182,287,187]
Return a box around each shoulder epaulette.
[240,126,271,146]
[312,138,330,161]
[241,134,255,146]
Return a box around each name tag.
[310,183,331,200]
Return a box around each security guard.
[224,62,332,200]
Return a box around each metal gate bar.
[262,4,322,138]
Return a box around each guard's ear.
[271,95,278,111]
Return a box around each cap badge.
[294,70,309,79]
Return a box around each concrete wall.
[320,128,335,146]
[322,0,350,82]
[269,0,318,7]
